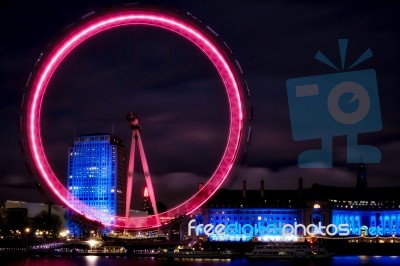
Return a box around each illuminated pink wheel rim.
[24,8,245,229]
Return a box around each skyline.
[1,1,400,210]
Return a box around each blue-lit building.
[312,163,400,237]
[204,180,304,241]
[201,163,400,241]
[67,134,127,218]
[317,184,400,237]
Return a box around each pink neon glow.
[144,187,149,198]
[25,8,245,229]
[137,132,159,222]
[125,130,136,218]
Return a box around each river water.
[4,256,400,266]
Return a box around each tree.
[33,210,62,237]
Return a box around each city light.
[87,239,99,248]
[332,210,400,236]
[59,230,69,238]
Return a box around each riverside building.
[201,163,400,241]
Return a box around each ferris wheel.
[21,6,250,230]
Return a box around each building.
[4,201,66,224]
[0,201,66,237]
[67,134,127,220]
[200,163,400,241]
[143,187,150,213]
[203,180,304,242]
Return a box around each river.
[3,256,400,266]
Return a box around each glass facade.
[67,134,127,221]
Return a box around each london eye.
[21,6,250,230]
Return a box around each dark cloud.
[1,1,400,211]
[228,165,356,190]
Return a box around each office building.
[67,134,127,219]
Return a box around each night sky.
[1,1,400,210]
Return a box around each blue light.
[206,208,301,241]
[67,134,126,222]
[332,210,400,236]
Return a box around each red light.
[144,187,149,198]
[23,8,246,229]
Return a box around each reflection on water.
[332,256,400,266]
[4,256,400,266]
[85,256,99,266]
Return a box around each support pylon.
[125,112,159,224]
